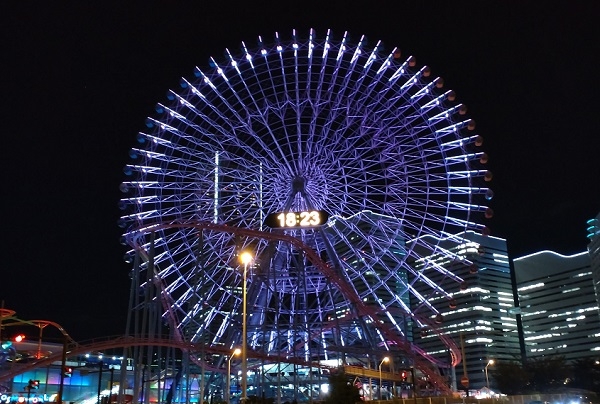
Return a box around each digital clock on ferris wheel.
[264,210,329,229]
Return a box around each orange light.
[14,334,25,342]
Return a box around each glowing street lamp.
[485,359,494,390]
[379,357,389,400]
[227,348,241,404]
[239,251,253,403]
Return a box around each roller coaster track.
[0,335,409,386]
[0,335,336,382]
[126,221,458,394]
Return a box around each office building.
[587,213,600,316]
[410,231,520,390]
[513,250,600,361]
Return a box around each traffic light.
[64,366,73,377]
[2,335,25,352]
[27,380,39,390]
[401,371,407,381]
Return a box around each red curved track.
[0,335,333,382]
[126,221,458,393]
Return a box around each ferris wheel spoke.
[121,29,492,376]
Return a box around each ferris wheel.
[119,29,493,375]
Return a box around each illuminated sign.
[0,393,51,404]
[264,210,329,229]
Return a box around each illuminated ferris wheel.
[119,28,493,378]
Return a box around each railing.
[365,394,600,404]
[344,365,405,382]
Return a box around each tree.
[570,357,600,394]
[525,356,569,392]
[493,359,531,395]
[324,371,362,404]
[491,355,600,395]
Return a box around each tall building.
[588,212,600,316]
[513,250,600,361]
[410,231,520,390]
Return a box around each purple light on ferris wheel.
[119,29,493,373]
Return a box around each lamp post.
[239,251,253,403]
[227,348,241,404]
[485,359,494,390]
[97,361,104,404]
[379,357,389,400]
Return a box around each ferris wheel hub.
[291,175,307,194]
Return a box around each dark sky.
[2,2,598,342]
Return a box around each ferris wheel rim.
[120,29,493,383]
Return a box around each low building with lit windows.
[0,338,133,404]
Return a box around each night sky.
[2,2,598,342]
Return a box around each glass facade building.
[0,340,127,404]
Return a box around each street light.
[239,251,253,403]
[379,357,389,400]
[485,359,494,390]
[227,348,241,404]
